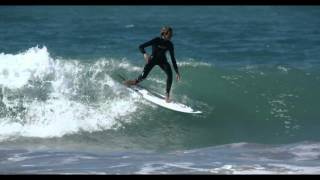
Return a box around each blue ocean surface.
[0,6,320,174]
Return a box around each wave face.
[0,46,320,152]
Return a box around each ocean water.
[0,6,320,174]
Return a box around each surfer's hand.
[176,73,181,81]
[144,53,150,63]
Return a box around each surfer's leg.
[159,62,173,99]
[124,61,156,86]
[136,61,156,83]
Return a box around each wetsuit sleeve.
[169,43,179,74]
[139,37,159,54]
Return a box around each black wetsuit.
[136,37,179,95]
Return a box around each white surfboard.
[118,75,202,114]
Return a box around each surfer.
[124,26,181,103]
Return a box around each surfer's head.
[161,26,173,40]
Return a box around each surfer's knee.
[168,72,173,81]
[167,71,173,84]
[165,66,172,80]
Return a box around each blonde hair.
[160,26,173,36]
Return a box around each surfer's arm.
[169,43,179,75]
[139,37,159,54]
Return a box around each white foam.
[177,61,211,67]
[148,78,165,85]
[125,24,135,28]
[136,163,168,174]
[0,93,139,139]
[288,143,320,161]
[266,163,320,174]
[227,142,249,148]
[277,65,290,73]
[229,165,279,174]
[0,46,142,141]
[118,61,142,72]
[7,155,29,162]
[0,46,54,89]
[206,163,320,174]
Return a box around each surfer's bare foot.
[165,93,171,103]
[123,80,137,86]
